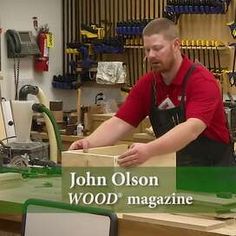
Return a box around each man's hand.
[69,139,89,151]
[117,143,151,167]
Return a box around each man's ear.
[173,38,181,51]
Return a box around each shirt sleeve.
[185,72,221,126]
[115,74,152,127]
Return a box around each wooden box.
[62,144,176,167]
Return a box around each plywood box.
[62,144,176,167]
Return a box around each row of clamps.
[93,37,124,54]
[181,39,225,48]
[167,0,229,6]
[166,4,227,14]
[52,74,80,90]
[166,0,230,14]
[116,20,150,37]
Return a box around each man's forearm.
[86,116,135,148]
[146,118,206,157]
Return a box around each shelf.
[181,46,228,50]
[124,46,143,49]
[80,81,126,88]
[124,46,228,50]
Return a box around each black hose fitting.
[19,85,39,100]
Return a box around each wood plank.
[0,102,6,141]
[180,192,236,206]
[0,173,23,183]
[85,144,128,155]
[0,177,61,204]
[118,217,225,236]
[123,213,226,231]
[62,151,88,167]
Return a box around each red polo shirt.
[116,56,230,144]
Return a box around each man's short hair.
[143,18,179,40]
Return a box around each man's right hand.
[68,139,89,151]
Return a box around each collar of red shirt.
[156,56,194,86]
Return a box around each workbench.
[31,131,82,150]
[0,174,236,236]
[31,131,135,152]
[2,143,236,236]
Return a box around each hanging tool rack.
[62,0,236,91]
[62,0,167,87]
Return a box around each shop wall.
[0,0,78,110]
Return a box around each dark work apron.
[149,64,235,167]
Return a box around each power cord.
[13,57,20,100]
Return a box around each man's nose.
[147,49,156,58]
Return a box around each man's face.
[143,34,178,73]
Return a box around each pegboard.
[62,0,166,87]
[62,0,236,94]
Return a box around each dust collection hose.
[32,103,63,154]
[19,85,58,162]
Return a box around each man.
[70,18,234,167]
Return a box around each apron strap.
[180,63,197,104]
[151,72,157,106]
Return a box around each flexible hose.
[36,88,58,162]
[19,85,58,162]
[32,103,63,154]
[37,87,49,107]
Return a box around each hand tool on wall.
[143,0,146,18]
[147,0,151,19]
[181,39,186,55]
[104,0,108,37]
[157,0,160,17]
[201,39,206,67]
[164,5,179,23]
[87,0,91,25]
[228,43,236,87]
[108,0,112,38]
[215,40,222,73]
[131,1,136,85]
[227,7,236,39]
[206,40,212,70]
[162,0,165,17]
[196,40,201,63]
[126,48,132,87]
[227,21,236,39]
[152,0,156,18]
[93,0,96,25]
[185,39,191,59]
[191,40,196,62]
[211,40,217,73]
[138,0,144,45]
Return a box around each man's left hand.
[117,143,151,167]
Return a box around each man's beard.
[151,62,169,73]
[151,58,174,73]
[151,63,164,72]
